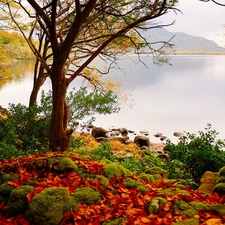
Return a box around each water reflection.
[0,60,35,90]
[0,55,225,141]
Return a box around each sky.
[160,0,225,47]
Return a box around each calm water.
[1,55,225,142]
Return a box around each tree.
[199,0,225,6]
[1,0,178,151]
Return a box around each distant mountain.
[142,28,225,54]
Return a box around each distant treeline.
[0,30,34,68]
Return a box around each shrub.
[165,124,225,186]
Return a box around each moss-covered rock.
[57,157,78,172]
[145,197,168,214]
[138,173,156,183]
[219,166,225,177]
[191,202,209,211]
[0,173,19,184]
[206,204,225,216]
[172,218,199,225]
[145,166,168,179]
[7,185,34,217]
[102,162,132,179]
[73,187,102,205]
[214,183,225,193]
[95,175,109,187]
[216,176,225,184]
[198,171,217,195]
[173,199,192,211]
[123,178,147,192]
[26,187,76,225]
[157,188,191,196]
[180,208,197,218]
[0,183,16,196]
[102,217,127,225]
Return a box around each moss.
[214,183,225,193]
[102,162,132,179]
[206,204,225,216]
[7,185,34,218]
[0,183,16,196]
[173,199,192,211]
[102,217,127,225]
[26,187,76,225]
[145,197,168,214]
[138,173,156,183]
[180,209,197,218]
[77,167,97,180]
[0,195,9,204]
[157,188,191,196]
[100,159,112,164]
[153,174,163,181]
[0,173,19,184]
[191,202,209,211]
[24,179,39,185]
[73,187,102,205]
[96,175,109,187]
[172,218,199,225]
[123,178,147,192]
[219,166,225,177]
[166,179,187,187]
[216,176,225,184]
[145,167,168,179]
[57,157,78,172]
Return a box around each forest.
[0,30,34,68]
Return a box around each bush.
[0,87,120,160]
[0,103,50,157]
[165,124,225,186]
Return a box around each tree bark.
[49,64,73,151]
[29,74,47,107]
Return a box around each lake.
[1,55,225,142]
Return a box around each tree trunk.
[49,66,73,151]
[29,65,47,107]
[29,76,47,107]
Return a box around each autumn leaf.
[205,218,223,225]
[26,193,34,202]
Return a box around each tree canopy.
[0,0,178,151]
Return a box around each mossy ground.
[0,139,225,224]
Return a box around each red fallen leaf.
[47,172,55,180]
[26,193,35,202]
[0,202,5,210]
[7,181,19,187]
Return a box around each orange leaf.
[139,217,151,223]
[7,181,18,187]
[205,218,222,225]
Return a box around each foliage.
[0,87,119,159]
[1,152,225,224]
[0,30,33,67]
[0,103,50,159]
[165,124,225,186]
[40,87,120,129]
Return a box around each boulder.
[198,171,217,195]
[120,128,128,137]
[154,132,163,138]
[91,127,108,139]
[134,135,150,148]
[173,132,185,137]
